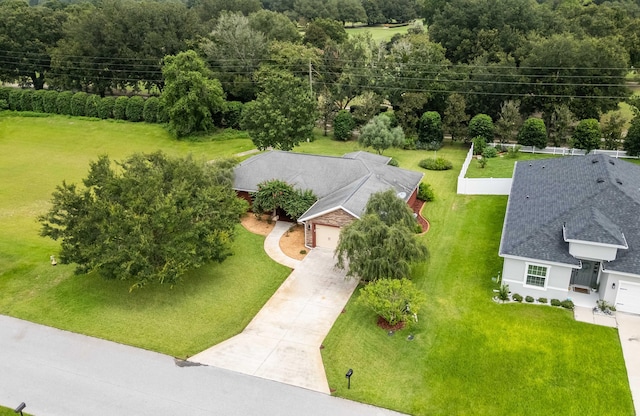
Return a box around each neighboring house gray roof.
[499,154,640,275]
[233,150,423,222]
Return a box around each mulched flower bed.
[377,316,405,331]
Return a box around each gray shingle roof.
[233,150,423,222]
[500,154,640,275]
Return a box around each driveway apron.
[189,248,357,393]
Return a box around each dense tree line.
[1,0,639,150]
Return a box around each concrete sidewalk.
[0,315,403,416]
[189,249,358,393]
[264,221,301,269]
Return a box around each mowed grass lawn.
[0,114,289,357]
[345,24,411,42]
[465,153,561,178]
[319,141,633,415]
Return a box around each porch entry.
[570,260,600,293]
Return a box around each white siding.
[501,257,574,300]
[568,241,619,261]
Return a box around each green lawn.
[345,24,411,42]
[320,140,633,415]
[0,113,289,357]
[0,405,31,416]
[465,153,561,178]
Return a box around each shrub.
[32,90,47,112]
[0,99,6,110]
[357,278,426,326]
[143,96,160,123]
[512,293,523,302]
[518,117,548,149]
[477,157,487,168]
[388,158,399,167]
[300,249,307,255]
[525,296,534,303]
[417,111,443,146]
[126,96,145,122]
[97,97,115,119]
[417,182,435,202]
[113,96,128,120]
[550,299,561,307]
[482,146,498,158]
[333,109,355,141]
[0,87,10,103]
[55,91,73,115]
[156,101,169,123]
[43,90,58,113]
[537,297,548,304]
[472,136,486,155]
[506,145,521,159]
[70,92,88,116]
[221,101,243,129]
[403,136,416,150]
[419,157,453,171]
[8,89,22,110]
[20,89,34,111]
[561,299,575,310]
[498,284,510,301]
[85,94,100,118]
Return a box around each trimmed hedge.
[126,95,145,122]
[143,96,160,123]
[20,90,34,111]
[56,91,74,115]
[43,90,58,113]
[0,87,10,102]
[85,94,101,118]
[70,92,88,116]
[32,90,48,112]
[97,96,115,119]
[419,157,453,171]
[8,89,22,110]
[113,96,128,120]
[417,182,435,202]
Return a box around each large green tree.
[417,111,444,148]
[494,100,522,144]
[336,190,427,282]
[39,152,247,290]
[248,9,300,42]
[0,0,66,89]
[624,117,640,157]
[443,93,469,142]
[601,112,625,150]
[161,50,226,137]
[358,113,405,154]
[241,69,317,151]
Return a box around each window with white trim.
[525,264,548,288]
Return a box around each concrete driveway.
[189,248,358,393]
[617,313,640,414]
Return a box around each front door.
[570,261,600,290]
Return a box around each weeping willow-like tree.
[335,190,427,282]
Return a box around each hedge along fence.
[0,87,242,128]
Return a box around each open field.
[0,115,634,415]
[345,24,411,42]
[0,114,289,357]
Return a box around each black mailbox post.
[345,368,353,389]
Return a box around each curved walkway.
[264,221,301,269]
[190,223,358,393]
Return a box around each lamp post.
[345,368,353,389]
[14,402,26,416]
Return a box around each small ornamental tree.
[358,113,405,154]
[358,278,426,326]
[468,114,494,143]
[572,118,601,154]
[624,117,640,157]
[251,180,316,221]
[417,111,444,148]
[333,109,355,141]
[517,118,548,149]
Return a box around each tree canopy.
[624,117,640,157]
[517,118,547,149]
[39,152,247,290]
[358,113,405,154]
[572,118,601,154]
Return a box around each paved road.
[0,315,403,416]
[190,248,357,393]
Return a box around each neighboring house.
[234,150,424,249]
[499,154,640,314]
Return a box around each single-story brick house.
[233,150,424,249]
[499,154,640,314]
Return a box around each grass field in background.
[345,24,411,42]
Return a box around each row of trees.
[1,0,636,122]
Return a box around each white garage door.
[315,225,341,250]
[616,281,640,315]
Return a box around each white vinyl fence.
[487,143,639,159]
[457,145,512,195]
